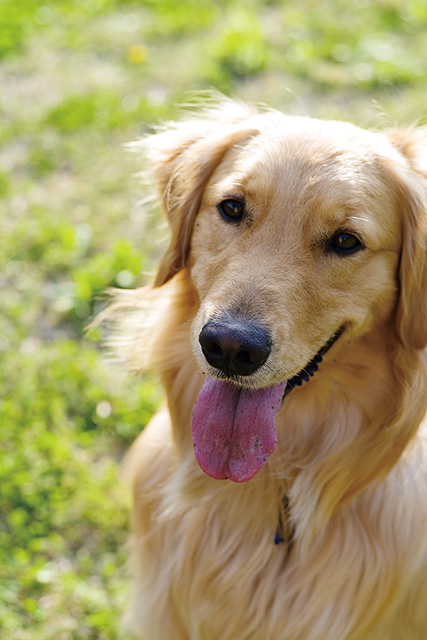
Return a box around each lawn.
[1,1,427,638]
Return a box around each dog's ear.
[386,129,427,350]
[136,101,259,286]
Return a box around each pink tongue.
[191,377,287,482]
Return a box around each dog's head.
[143,100,427,482]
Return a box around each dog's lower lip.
[284,326,345,395]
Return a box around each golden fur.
[107,99,427,639]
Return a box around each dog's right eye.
[327,231,363,256]
[217,199,244,223]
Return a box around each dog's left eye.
[217,199,244,222]
[328,231,364,255]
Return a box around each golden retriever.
[107,99,427,639]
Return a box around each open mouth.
[191,326,345,483]
[284,326,345,395]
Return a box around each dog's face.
[146,105,427,482]
[190,119,402,390]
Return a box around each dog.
[106,99,427,639]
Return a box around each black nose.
[199,316,271,377]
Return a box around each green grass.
[1,0,427,637]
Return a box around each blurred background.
[1,0,427,638]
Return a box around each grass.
[1,1,427,638]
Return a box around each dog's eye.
[328,231,363,255]
[217,199,244,222]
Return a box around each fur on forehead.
[205,124,400,222]
[231,112,410,170]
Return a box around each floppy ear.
[136,101,259,287]
[387,129,427,350]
